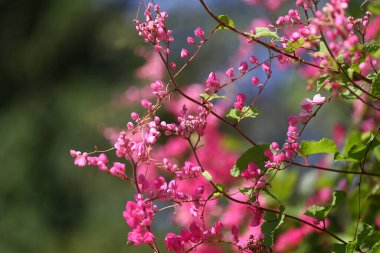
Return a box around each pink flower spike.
[187,36,195,45]
[226,67,234,78]
[169,62,177,70]
[194,27,204,38]
[312,94,325,105]
[238,61,248,72]
[180,49,189,59]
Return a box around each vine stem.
[198,0,372,85]
[318,31,380,104]
[158,50,257,146]
[288,161,380,178]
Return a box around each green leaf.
[332,243,346,253]
[363,43,380,59]
[370,71,380,97]
[336,132,379,162]
[226,106,259,122]
[368,1,380,15]
[239,187,256,196]
[284,38,305,53]
[264,189,282,206]
[304,205,330,220]
[200,93,226,101]
[356,223,380,252]
[345,241,358,253]
[316,74,330,91]
[314,41,329,57]
[300,138,338,156]
[304,191,346,220]
[213,183,224,197]
[262,206,285,248]
[347,64,360,80]
[231,144,269,177]
[371,242,380,253]
[342,131,361,155]
[331,190,346,207]
[217,15,235,30]
[374,145,380,162]
[202,171,213,181]
[245,27,280,40]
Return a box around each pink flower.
[151,80,164,91]
[189,222,203,243]
[234,93,246,110]
[251,77,260,85]
[231,225,239,243]
[170,62,177,70]
[262,62,271,75]
[187,36,195,45]
[288,115,298,126]
[128,230,144,246]
[249,56,259,64]
[205,72,220,89]
[248,206,263,227]
[110,162,126,179]
[143,231,156,244]
[73,152,88,167]
[180,49,189,59]
[226,67,234,78]
[301,98,314,112]
[299,111,311,122]
[312,94,325,105]
[376,215,380,229]
[131,112,140,121]
[274,227,307,252]
[164,233,183,253]
[238,61,248,72]
[241,162,261,179]
[194,27,204,38]
[271,142,279,150]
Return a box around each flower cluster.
[134,3,173,54]
[164,221,225,253]
[123,195,157,246]
[71,1,380,253]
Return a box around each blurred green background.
[0,0,366,252]
[0,0,143,252]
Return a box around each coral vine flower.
[180,48,189,59]
[234,93,246,110]
[194,27,204,38]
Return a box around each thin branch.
[197,0,372,85]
